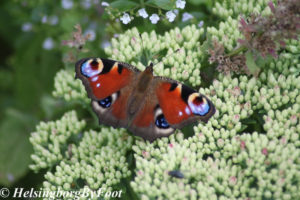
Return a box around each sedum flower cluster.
[105,26,204,87]
[213,0,273,18]
[30,1,299,199]
[30,111,133,198]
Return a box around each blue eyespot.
[98,96,112,108]
[155,114,170,129]
[81,61,100,78]
[189,97,210,116]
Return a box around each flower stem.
[226,45,247,57]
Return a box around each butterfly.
[75,58,215,142]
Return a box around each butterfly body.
[75,58,215,142]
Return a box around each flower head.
[41,15,47,24]
[61,0,73,9]
[43,37,54,50]
[101,1,109,7]
[166,11,176,22]
[22,22,32,32]
[101,40,111,49]
[61,24,90,49]
[198,20,204,28]
[49,16,59,25]
[176,0,186,9]
[138,8,148,18]
[149,14,160,24]
[120,13,131,24]
[182,12,193,22]
[84,29,96,41]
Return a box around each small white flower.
[198,20,204,28]
[120,13,131,24]
[173,9,179,15]
[101,1,109,7]
[22,22,32,32]
[166,11,176,22]
[149,14,160,24]
[43,37,54,50]
[49,16,59,25]
[62,0,73,9]
[182,12,193,22]
[84,29,96,41]
[176,0,186,9]
[138,8,148,18]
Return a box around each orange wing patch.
[88,63,132,99]
[112,93,129,120]
[156,83,192,124]
[132,102,155,127]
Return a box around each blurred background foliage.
[0,0,216,191]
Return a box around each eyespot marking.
[81,59,103,78]
[97,92,119,109]
[98,96,112,108]
[90,60,99,69]
[193,96,203,105]
[155,114,170,129]
[154,106,175,135]
[188,93,210,116]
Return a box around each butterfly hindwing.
[128,91,175,142]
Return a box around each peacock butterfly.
[75,58,215,142]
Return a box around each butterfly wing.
[76,58,215,142]
[128,90,175,142]
[75,58,140,128]
[128,77,215,142]
[155,77,216,129]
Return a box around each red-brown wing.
[155,79,215,129]
[75,58,138,100]
[129,94,175,142]
[75,58,140,128]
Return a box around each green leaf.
[188,0,213,8]
[110,0,138,12]
[245,51,259,75]
[256,54,272,69]
[239,124,248,132]
[0,109,34,186]
[241,119,257,124]
[146,0,174,10]
[200,37,212,56]
[12,34,61,112]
